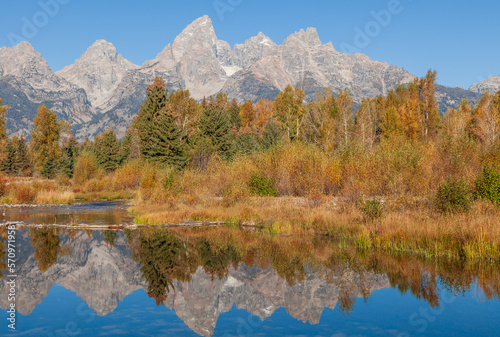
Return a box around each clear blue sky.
[1,0,499,88]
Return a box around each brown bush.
[16,185,36,203]
[0,174,8,196]
[113,159,143,190]
[73,151,99,185]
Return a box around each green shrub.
[162,171,175,190]
[435,178,471,214]
[360,199,383,221]
[41,158,58,179]
[248,174,278,197]
[475,164,500,205]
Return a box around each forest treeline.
[0,69,500,207]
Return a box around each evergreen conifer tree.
[58,134,77,178]
[235,132,257,155]
[94,129,120,172]
[41,157,57,179]
[260,121,282,150]
[228,98,241,129]
[0,140,16,175]
[198,95,234,160]
[136,77,167,159]
[16,135,31,176]
[149,109,187,169]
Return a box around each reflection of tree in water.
[29,228,69,272]
[197,238,240,280]
[338,292,356,315]
[103,230,117,247]
[260,237,307,286]
[136,230,185,305]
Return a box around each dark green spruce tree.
[136,77,168,159]
[0,139,17,175]
[16,135,31,176]
[235,133,257,155]
[2,136,32,176]
[59,135,78,178]
[198,94,234,160]
[94,129,120,172]
[260,121,282,150]
[149,108,187,169]
[227,98,241,129]
[41,158,57,179]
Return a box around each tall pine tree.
[0,139,17,175]
[59,134,78,178]
[135,77,188,168]
[149,107,187,169]
[16,135,31,176]
[93,129,120,172]
[198,94,234,160]
[136,77,167,159]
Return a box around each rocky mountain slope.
[56,40,139,113]
[469,75,500,94]
[0,42,93,137]
[0,15,489,140]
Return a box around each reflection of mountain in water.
[0,230,389,337]
[165,265,388,336]
[0,231,144,316]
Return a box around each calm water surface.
[1,202,499,336]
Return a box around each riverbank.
[130,196,500,261]
[2,173,500,262]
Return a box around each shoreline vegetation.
[0,70,500,261]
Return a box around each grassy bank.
[130,195,500,261]
[0,177,76,204]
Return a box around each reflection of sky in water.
[1,283,499,336]
[0,202,134,225]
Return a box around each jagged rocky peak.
[58,38,137,72]
[284,27,323,47]
[172,15,219,61]
[255,32,276,46]
[56,39,138,110]
[77,39,133,66]
[233,32,277,69]
[171,15,229,99]
[469,75,500,94]
[0,41,54,79]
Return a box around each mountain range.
[0,15,496,140]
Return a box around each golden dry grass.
[34,189,75,204]
[130,196,500,261]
